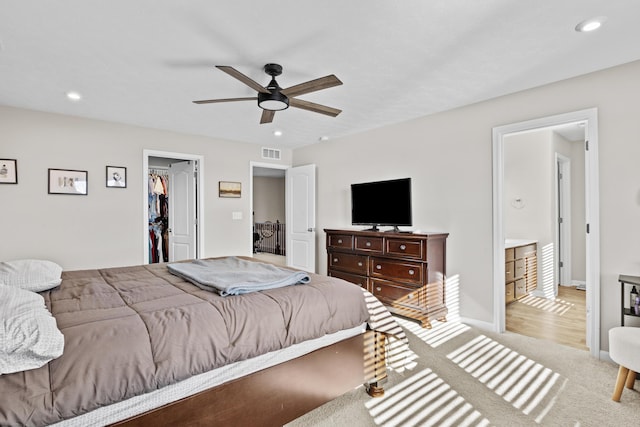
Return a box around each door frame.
[492,108,600,358]
[249,161,289,254]
[143,149,205,264]
[556,153,572,289]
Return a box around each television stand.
[325,228,449,328]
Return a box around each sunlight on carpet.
[365,368,491,427]
[371,317,570,425]
[447,334,568,423]
[395,316,470,348]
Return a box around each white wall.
[293,59,640,351]
[0,106,292,270]
[504,130,554,243]
[252,177,285,223]
[504,130,555,296]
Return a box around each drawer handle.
[376,265,382,270]
[366,241,371,247]
[376,287,382,292]
[400,244,406,250]
[409,269,415,275]
[337,239,342,244]
[333,258,338,263]
[357,262,363,267]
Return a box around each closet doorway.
[143,150,204,264]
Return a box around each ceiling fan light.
[258,91,289,111]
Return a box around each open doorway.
[493,108,601,358]
[502,124,587,350]
[143,150,204,264]
[249,162,317,273]
[250,163,287,266]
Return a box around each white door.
[169,161,197,261]
[286,164,316,272]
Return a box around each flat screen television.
[351,178,412,231]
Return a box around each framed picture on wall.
[48,168,88,195]
[0,159,17,184]
[219,181,241,198]
[106,166,127,188]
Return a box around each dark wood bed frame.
[110,330,387,427]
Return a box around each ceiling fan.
[193,64,343,124]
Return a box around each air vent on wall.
[262,147,281,160]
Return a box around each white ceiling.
[1,1,639,149]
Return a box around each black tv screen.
[351,178,412,231]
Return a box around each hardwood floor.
[506,285,588,351]
[252,252,286,266]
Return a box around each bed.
[0,257,406,427]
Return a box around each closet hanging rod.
[149,168,169,177]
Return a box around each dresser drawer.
[505,261,515,281]
[329,252,367,274]
[515,278,527,298]
[386,238,423,260]
[327,234,353,250]
[505,282,515,304]
[505,248,515,262]
[371,279,421,308]
[355,236,383,253]
[370,257,423,284]
[329,270,368,290]
[515,244,536,259]
[514,258,525,278]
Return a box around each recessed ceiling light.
[319,136,329,142]
[575,16,606,32]
[66,91,82,101]
[273,130,282,137]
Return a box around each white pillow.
[0,259,62,292]
[0,284,65,375]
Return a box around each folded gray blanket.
[167,257,310,296]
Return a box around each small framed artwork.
[0,159,17,184]
[106,166,127,188]
[48,168,88,195]
[219,181,241,198]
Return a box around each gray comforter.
[0,257,374,426]
[167,257,310,295]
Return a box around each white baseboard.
[600,350,614,364]
[460,316,495,332]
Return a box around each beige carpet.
[287,317,640,426]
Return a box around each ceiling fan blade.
[260,110,275,124]
[289,98,341,117]
[280,75,342,98]
[216,66,271,94]
[193,97,257,104]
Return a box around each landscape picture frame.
[219,181,241,198]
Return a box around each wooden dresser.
[325,228,448,328]
[505,241,537,304]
